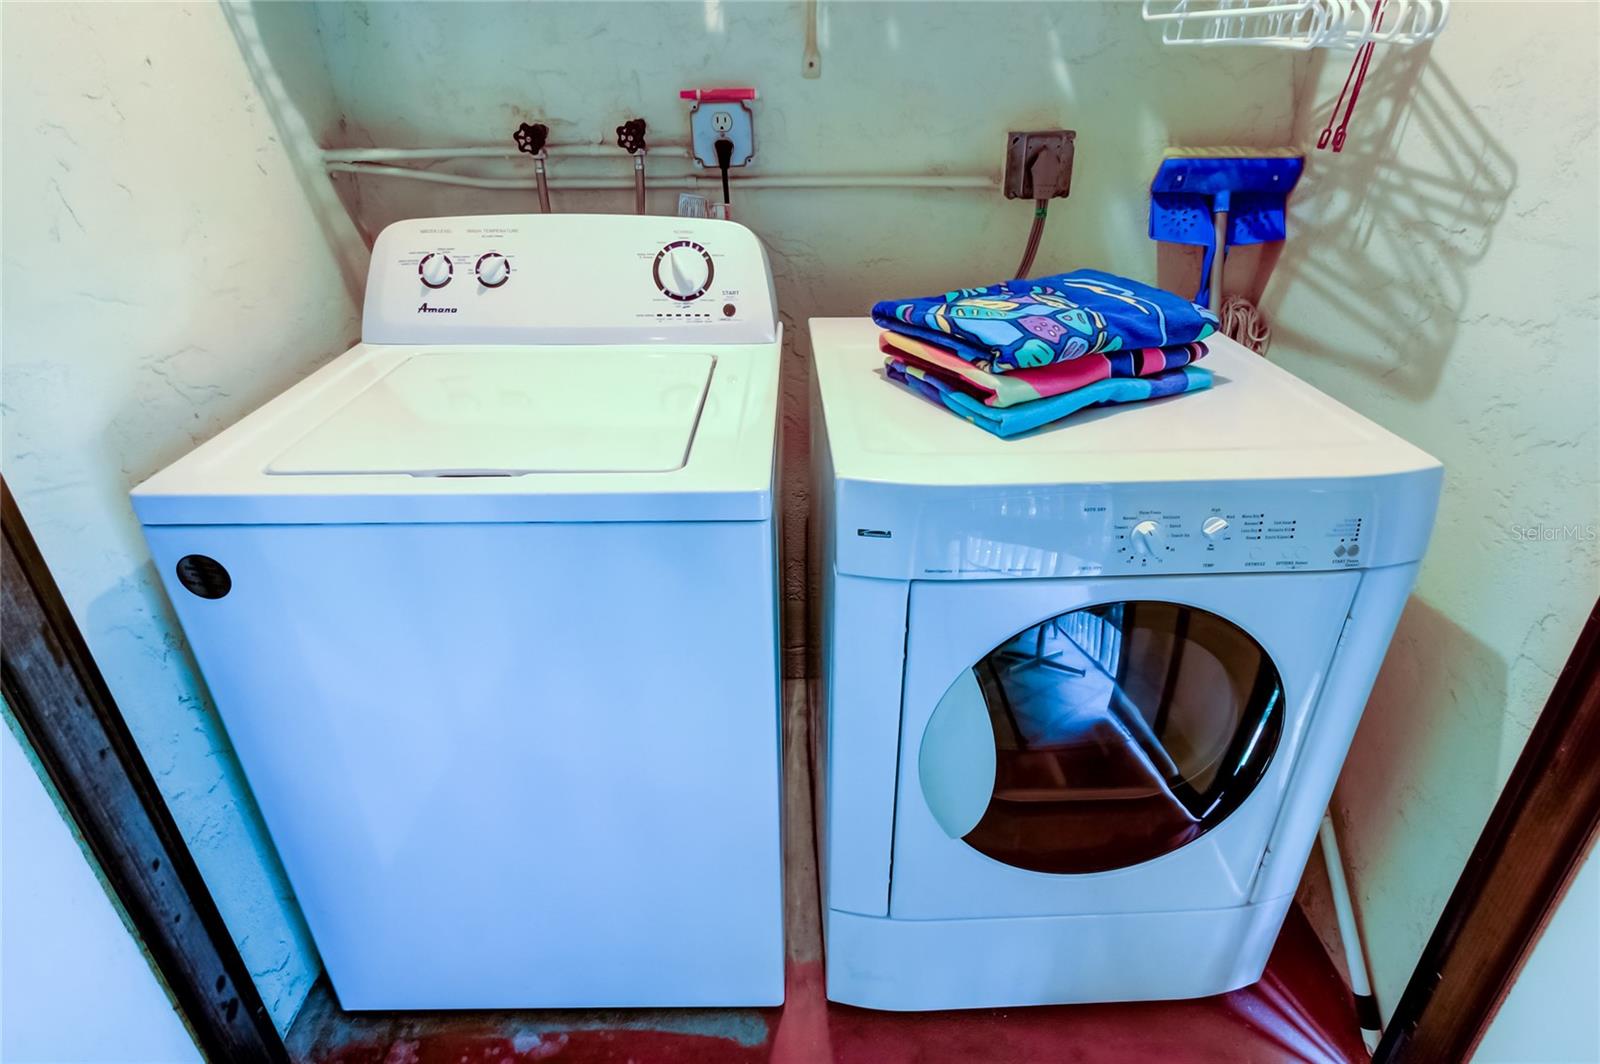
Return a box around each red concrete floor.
[287,683,1367,1064]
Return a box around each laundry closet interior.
[0,3,1596,1064]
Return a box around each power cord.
[1015,146,1064,279]
[714,137,734,206]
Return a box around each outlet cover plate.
[690,102,755,168]
[1004,129,1076,199]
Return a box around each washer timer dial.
[653,240,714,302]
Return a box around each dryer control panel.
[832,480,1423,581]
[1105,498,1366,574]
[363,214,778,346]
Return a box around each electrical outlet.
[1004,130,1076,200]
[691,102,755,168]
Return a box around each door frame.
[1,477,288,1063]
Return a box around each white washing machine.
[809,317,1441,1011]
[133,215,785,1009]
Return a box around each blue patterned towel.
[872,269,1219,374]
[886,357,1213,439]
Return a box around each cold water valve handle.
[512,121,549,157]
[615,118,648,155]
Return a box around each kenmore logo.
[417,302,458,314]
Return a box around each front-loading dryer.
[809,317,1441,1011]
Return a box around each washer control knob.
[1202,516,1229,538]
[1130,519,1164,556]
[654,240,714,302]
[475,253,510,288]
[419,253,453,289]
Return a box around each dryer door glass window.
[920,602,1283,874]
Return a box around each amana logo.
[417,302,458,314]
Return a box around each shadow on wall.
[1268,44,1516,400]
[1334,595,1507,938]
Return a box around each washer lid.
[268,349,713,476]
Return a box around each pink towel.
[879,331,1208,408]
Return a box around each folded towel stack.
[871,269,1221,438]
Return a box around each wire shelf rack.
[1140,0,1449,50]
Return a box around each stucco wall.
[1266,0,1600,1018]
[1474,838,1600,1063]
[0,1,360,1031]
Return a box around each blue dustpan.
[1149,149,1304,307]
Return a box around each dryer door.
[892,570,1360,920]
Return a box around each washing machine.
[132,215,785,1009]
[809,317,1440,1011]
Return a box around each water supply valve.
[512,121,553,213]
[617,118,649,216]
[616,118,648,155]
[513,121,550,157]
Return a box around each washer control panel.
[363,214,777,345]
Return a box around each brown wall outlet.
[1004,130,1076,199]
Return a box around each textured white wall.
[1,713,202,1064]
[1265,1,1600,1019]
[286,0,1303,676]
[1475,839,1600,1063]
[0,1,360,1032]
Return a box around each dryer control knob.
[1131,519,1164,555]
[1202,516,1229,538]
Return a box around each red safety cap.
[679,87,759,103]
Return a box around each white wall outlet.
[690,102,755,168]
